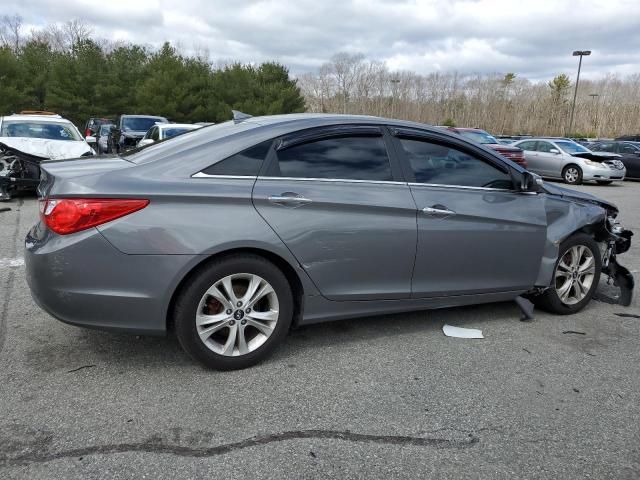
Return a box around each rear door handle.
[268,193,313,207]
[422,206,456,216]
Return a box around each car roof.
[121,114,167,119]
[158,123,200,130]
[0,114,71,123]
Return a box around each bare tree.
[0,14,23,52]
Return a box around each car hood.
[571,151,620,161]
[0,137,92,160]
[542,182,618,214]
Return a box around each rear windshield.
[123,121,260,164]
[0,120,82,141]
[122,117,166,132]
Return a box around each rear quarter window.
[201,140,273,176]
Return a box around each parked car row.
[0,111,205,200]
[443,128,637,185]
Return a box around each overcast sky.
[7,0,640,81]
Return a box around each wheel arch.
[165,246,306,333]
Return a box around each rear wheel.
[533,233,601,314]
[174,254,293,370]
[562,165,583,185]
[596,180,613,185]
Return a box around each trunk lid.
[38,155,135,198]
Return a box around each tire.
[174,254,294,370]
[562,165,583,185]
[533,233,601,314]
[596,180,613,185]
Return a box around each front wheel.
[562,165,583,185]
[174,254,294,370]
[533,233,601,314]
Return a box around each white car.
[0,112,96,161]
[512,138,626,185]
[137,123,201,147]
[0,112,96,200]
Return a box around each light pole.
[588,93,600,138]
[568,50,591,136]
[390,78,400,118]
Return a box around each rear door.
[619,143,640,178]
[252,125,417,301]
[515,140,539,171]
[390,128,547,298]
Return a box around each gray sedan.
[25,114,634,370]
[513,138,626,185]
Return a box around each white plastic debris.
[442,324,484,339]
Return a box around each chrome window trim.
[408,182,516,193]
[192,172,257,180]
[258,176,407,185]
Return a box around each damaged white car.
[0,112,95,201]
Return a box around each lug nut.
[229,320,235,326]
[241,319,247,325]
[236,301,242,307]
[226,309,232,315]
[245,308,251,313]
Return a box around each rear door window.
[516,141,536,151]
[273,135,393,181]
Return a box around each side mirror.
[521,171,543,192]
[85,136,96,144]
[138,139,154,147]
[549,148,560,154]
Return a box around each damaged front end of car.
[0,143,46,201]
[535,183,634,306]
[598,213,634,306]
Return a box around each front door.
[391,129,547,297]
[536,140,567,177]
[253,126,417,301]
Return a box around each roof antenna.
[232,110,252,124]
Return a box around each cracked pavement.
[1,183,639,479]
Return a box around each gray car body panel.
[25,114,624,335]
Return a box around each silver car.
[25,114,634,370]
[513,138,626,185]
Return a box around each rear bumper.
[25,223,199,335]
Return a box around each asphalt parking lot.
[1,182,639,479]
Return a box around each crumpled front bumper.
[602,227,634,306]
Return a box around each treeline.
[0,17,305,126]
[298,53,640,137]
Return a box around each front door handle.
[422,205,456,216]
[268,192,313,207]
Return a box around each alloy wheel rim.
[195,273,279,356]
[554,245,595,305]
[565,168,579,183]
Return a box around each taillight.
[40,198,149,235]
[84,128,92,137]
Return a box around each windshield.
[458,130,498,144]
[99,125,113,135]
[555,141,590,154]
[122,117,165,132]
[164,127,196,139]
[0,120,82,141]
